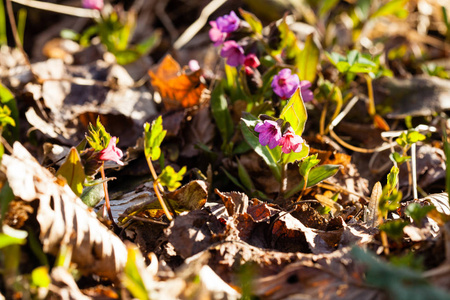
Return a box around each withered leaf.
[149,55,208,110]
[1,142,127,281]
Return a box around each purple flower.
[271,68,300,99]
[209,21,226,46]
[254,120,282,149]
[300,80,314,102]
[215,11,240,33]
[279,128,303,154]
[82,0,103,10]
[99,137,124,165]
[220,41,245,67]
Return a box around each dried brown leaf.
[1,142,127,280]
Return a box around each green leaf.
[297,33,320,83]
[135,30,161,55]
[319,0,340,17]
[222,167,249,193]
[406,130,426,144]
[86,117,111,151]
[211,81,234,145]
[0,83,19,142]
[122,246,150,300]
[371,0,408,20]
[390,152,410,165]
[285,164,340,198]
[0,180,14,220]
[80,180,105,207]
[237,158,255,192]
[379,219,408,240]
[281,142,309,165]
[56,147,85,197]
[278,18,301,60]
[60,29,80,41]
[386,166,399,194]
[347,50,359,66]
[0,225,27,248]
[280,89,308,137]
[405,203,435,225]
[158,166,186,192]
[239,8,263,34]
[144,116,167,161]
[299,154,321,177]
[31,266,51,288]
[240,115,281,181]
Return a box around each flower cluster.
[255,120,303,154]
[272,68,313,102]
[209,11,260,70]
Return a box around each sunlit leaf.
[31,266,51,288]
[297,33,320,83]
[239,8,263,34]
[144,116,166,161]
[211,81,234,145]
[371,0,408,20]
[86,117,111,151]
[0,83,19,142]
[405,203,435,225]
[158,165,186,192]
[281,142,309,165]
[122,245,150,300]
[56,147,85,197]
[280,89,308,136]
[0,225,27,248]
[299,154,321,177]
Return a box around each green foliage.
[390,152,410,165]
[0,180,14,220]
[299,154,321,178]
[285,164,341,198]
[80,180,105,207]
[297,34,320,83]
[78,10,160,65]
[386,166,399,195]
[280,90,307,137]
[144,116,167,161]
[370,0,409,20]
[158,166,186,192]
[0,83,19,142]
[379,219,408,240]
[422,63,449,79]
[122,246,151,300]
[0,225,27,248]
[239,8,263,35]
[405,203,435,225]
[86,117,111,151]
[56,147,85,197]
[352,247,450,300]
[396,130,426,148]
[211,81,234,150]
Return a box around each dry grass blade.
[0,142,127,281]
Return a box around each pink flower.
[99,137,124,165]
[209,21,226,46]
[188,59,200,72]
[254,120,282,149]
[82,0,103,10]
[220,41,245,67]
[215,11,240,33]
[271,68,300,99]
[244,54,260,68]
[279,128,303,154]
[300,80,314,102]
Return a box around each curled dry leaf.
[1,142,127,281]
[149,54,208,110]
[215,189,249,216]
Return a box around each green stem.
[280,163,288,197]
[145,155,173,221]
[100,163,114,223]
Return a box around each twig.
[173,0,227,50]
[411,142,418,199]
[5,0,36,80]
[100,163,115,224]
[11,0,100,18]
[117,214,169,226]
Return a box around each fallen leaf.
[149,55,208,110]
[1,142,127,281]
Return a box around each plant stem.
[280,163,288,197]
[365,74,375,117]
[411,143,418,199]
[100,163,114,223]
[145,155,173,221]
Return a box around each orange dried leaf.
[149,55,207,110]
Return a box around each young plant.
[143,116,186,221]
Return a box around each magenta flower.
[209,21,226,46]
[300,80,314,102]
[279,128,303,154]
[244,54,260,68]
[255,120,282,149]
[99,137,124,165]
[215,11,240,33]
[82,0,103,10]
[271,68,300,99]
[220,41,245,67]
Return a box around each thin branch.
[11,0,100,18]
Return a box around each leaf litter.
[1,0,450,299]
